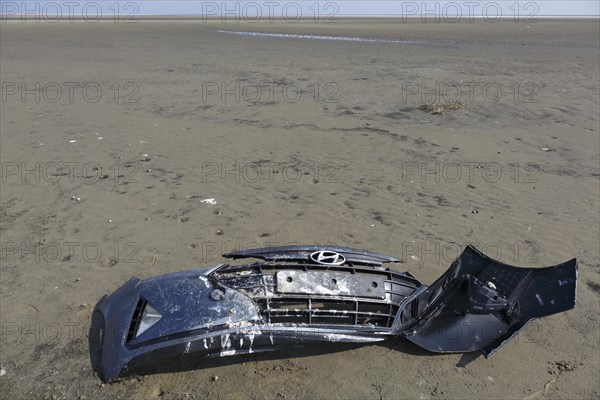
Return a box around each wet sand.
[0,19,599,399]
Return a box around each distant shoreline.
[1,16,598,21]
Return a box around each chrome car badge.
[309,250,347,265]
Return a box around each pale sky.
[1,1,599,18]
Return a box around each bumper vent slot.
[127,298,147,342]
[411,299,419,320]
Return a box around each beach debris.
[70,196,81,202]
[523,379,556,400]
[98,137,103,140]
[211,375,219,382]
[69,139,77,143]
[0,367,6,376]
[107,219,113,223]
[216,230,224,236]
[201,198,217,205]
[97,245,577,383]
[148,255,157,269]
[419,100,464,115]
[550,360,578,374]
[541,146,556,152]
[471,209,479,214]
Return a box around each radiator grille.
[212,263,420,329]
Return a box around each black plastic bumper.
[96,245,577,382]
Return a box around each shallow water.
[215,29,410,44]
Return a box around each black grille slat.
[266,309,396,318]
[255,296,402,328]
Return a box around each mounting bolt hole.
[286,277,293,283]
[371,282,378,288]
[331,278,337,285]
[210,289,225,301]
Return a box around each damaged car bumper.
[96,245,577,382]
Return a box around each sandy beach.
[0,18,599,399]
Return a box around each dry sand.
[0,19,599,399]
